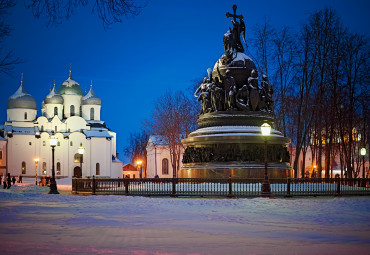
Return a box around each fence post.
[227,176,233,198]
[171,178,177,197]
[124,178,129,195]
[336,179,341,196]
[287,178,291,197]
[92,175,96,195]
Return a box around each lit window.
[22,161,26,174]
[96,163,100,175]
[56,162,61,175]
[42,162,46,175]
[162,158,169,175]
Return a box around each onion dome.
[82,83,101,105]
[7,82,37,109]
[45,82,64,104]
[58,70,83,95]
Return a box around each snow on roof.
[112,155,122,163]
[83,130,112,138]
[9,85,31,99]
[150,135,168,145]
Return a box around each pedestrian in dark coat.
[18,174,23,183]
[12,176,16,185]
[6,173,11,189]
[3,173,6,189]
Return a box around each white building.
[2,71,122,178]
[146,135,184,178]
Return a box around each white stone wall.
[45,103,63,120]
[62,94,82,118]
[82,105,101,121]
[7,109,37,122]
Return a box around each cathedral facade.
[2,71,122,178]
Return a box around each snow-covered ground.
[0,178,369,255]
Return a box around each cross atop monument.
[226,4,243,22]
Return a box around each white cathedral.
[1,71,122,179]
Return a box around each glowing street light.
[48,135,59,194]
[136,160,143,179]
[361,147,366,180]
[34,158,39,185]
[78,145,85,177]
[261,123,272,197]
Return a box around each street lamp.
[49,135,59,194]
[78,146,85,177]
[360,147,366,180]
[34,158,39,185]
[261,123,272,197]
[136,160,143,178]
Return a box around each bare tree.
[27,0,146,28]
[124,130,149,169]
[0,0,22,76]
[146,91,198,178]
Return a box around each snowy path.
[0,178,369,255]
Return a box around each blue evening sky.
[1,0,369,163]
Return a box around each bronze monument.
[179,5,293,178]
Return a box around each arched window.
[24,112,27,120]
[41,125,44,132]
[74,153,83,163]
[54,107,58,116]
[70,105,75,116]
[42,162,46,175]
[70,141,73,146]
[162,158,169,175]
[96,163,100,175]
[55,126,57,132]
[21,161,26,174]
[80,106,82,116]
[43,141,46,146]
[56,162,61,175]
[90,108,94,120]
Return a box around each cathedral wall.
[7,109,37,122]
[90,137,112,177]
[65,116,88,133]
[45,103,63,120]
[62,95,82,118]
[82,105,101,121]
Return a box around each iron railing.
[72,177,370,197]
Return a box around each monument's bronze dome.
[212,52,256,90]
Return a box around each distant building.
[146,135,184,178]
[1,71,122,178]
[0,137,6,175]
[122,163,139,178]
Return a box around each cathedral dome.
[45,84,64,104]
[212,52,257,90]
[82,85,101,105]
[7,84,37,109]
[58,71,83,95]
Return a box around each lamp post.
[137,160,143,179]
[78,146,85,177]
[261,123,272,197]
[49,135,59,194]
[360,147,366,179]
[34,158,39,185]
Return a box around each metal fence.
[71,177,370,197]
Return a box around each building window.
[96,163,100,175]
[70,141,73,146]
[24,112,27,120]
[57,141,60,146]
[42,162,46,175]
[22,161,26,174]
[0,151,2,160]
[43,141,46,146]
[54,107,58,116]
[70,105,75,116]
[80,106,82,116]
[41,125,44,131]
[55,126,57,132]
[29,142,32,145]
[74,153,83,163]
[90,108,94,120]
[162,158,169,175]
[56,162,61,175]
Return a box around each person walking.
[18,174,23,183]
[6,173,11,189]
[12,176,16,185]
[2,173,6,189]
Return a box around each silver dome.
[82,86,101,105]
[45,85,64,104]
[7,84,37,109]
